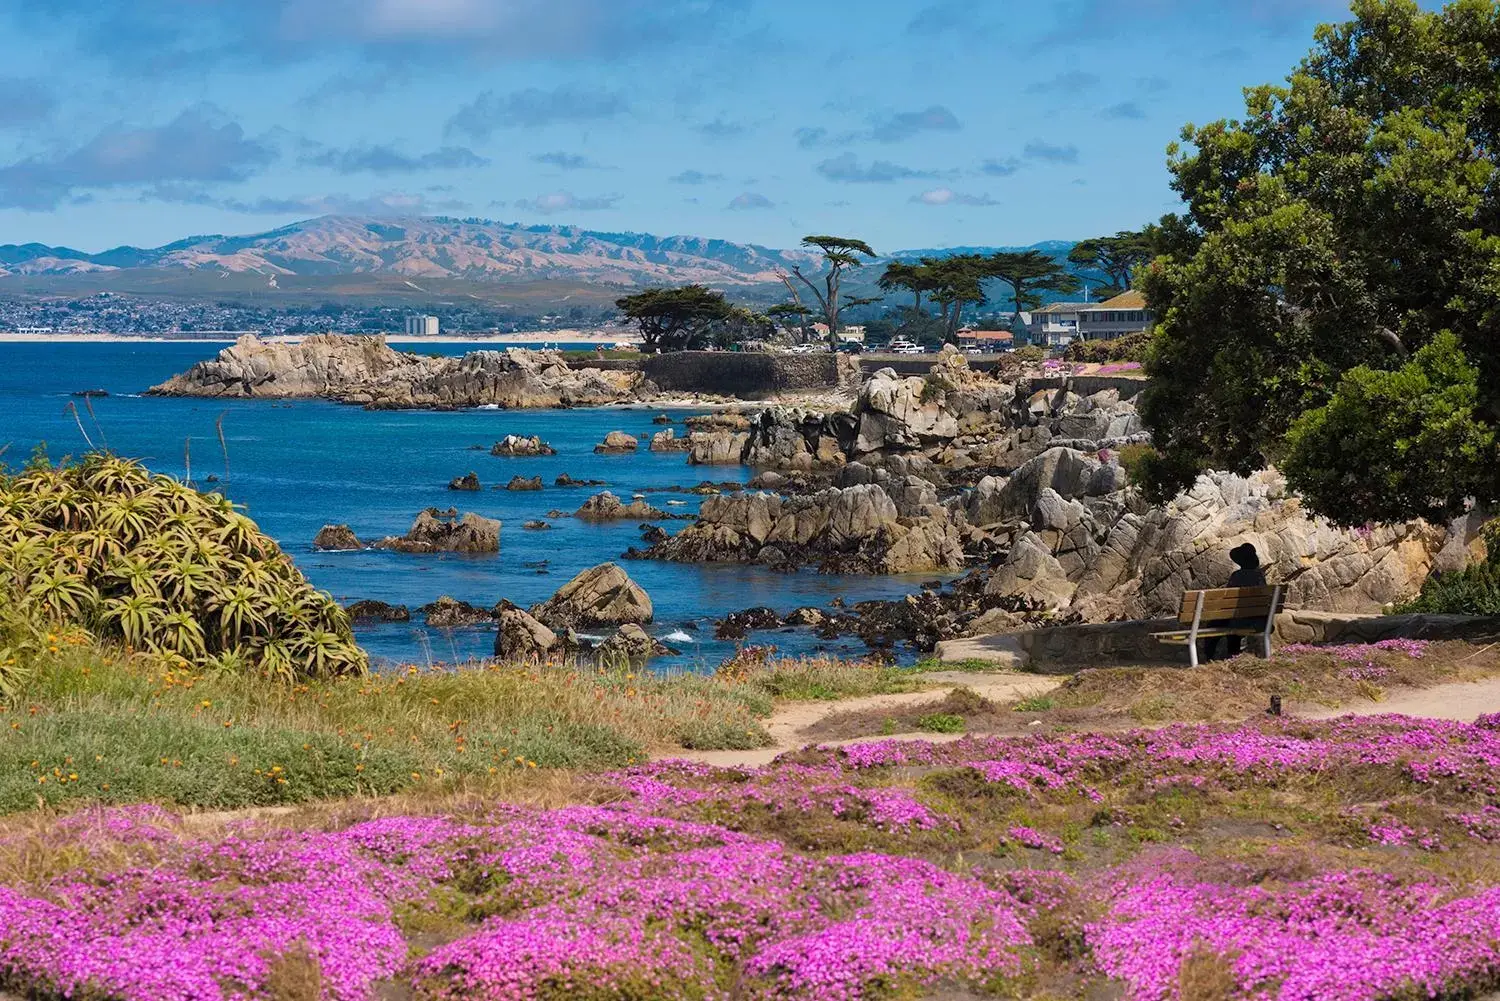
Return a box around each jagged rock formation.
[650,428,691,452]
[506,476,544,491]
[448,472,481,492]
[529,563,653,628]
[374,508,500,554]
[491,434,557,457]
[313,524,363,551]
[641,482,965,574]
[149,335,639,409]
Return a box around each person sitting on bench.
[1201,543,1267,662]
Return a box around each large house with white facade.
[1025,302,1095,347]
[1076,290,1153,340]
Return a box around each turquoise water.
[0,341,931,670]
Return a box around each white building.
[1025,303,1094,347]
[1076,290,1153,340]
[404,315,439,337]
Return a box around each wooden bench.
[1152,585,1284,667]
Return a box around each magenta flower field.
[3,715,1500,1000]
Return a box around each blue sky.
[0,0,1363,253]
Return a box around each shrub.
[1399,560,1500,615]
[916,713,965,734]
[1062,330,1151,364]
[0,454,365,683]
[1116,443,1157,485]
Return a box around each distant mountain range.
[0,216,830,287]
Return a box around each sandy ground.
[1302,674,1500,722]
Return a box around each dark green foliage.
[0,454,366,686]
[1138,0,1500,522]
[1398,561,1500,616]
[1067,231,1153,296]
[615,285,736,352]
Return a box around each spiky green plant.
[0,455,367,683]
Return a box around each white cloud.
[912,187,998,207]
[513,191,621,214]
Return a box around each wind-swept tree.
[926,256,989,343]
[615,285,736,352]
[877,259,941,311]
[985,251,1081,344]
[766,302,813,341]
[782,235,878,347]
[1067,230,1153,297]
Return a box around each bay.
[0,341,935,670]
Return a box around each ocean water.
[0,341,937,670]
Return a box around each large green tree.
[1067,230,1153,298]
[616,285,735,352]
[1138,0,1500,526]
[986,251,1081,344]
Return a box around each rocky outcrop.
[448,472,481,492]
[419,596,496,627]
[374,509,500,554]
[687,430,751,465]
[649,428,691,452]
[575,492,669,521]
[344,599,410,623]
[853,367,960,454]
[684,412,752,432]
[523,520,551,530]
[555,473,607,487]
[149,335,639,409]
[594,431,638,454]
[313,524,363,551]
[493,601,561,661]
[596,623,676,662]
[506,476,544,491]
[491,434,556,457]
[529,563,653,628]
[641,482,965,574]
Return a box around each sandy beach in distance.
[0,329,643,346]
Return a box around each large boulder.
[374,508,500,554]
[594,431,639,454]
[595,623,675,662]
[448,471,481,491]
[529,563,654,628]
[687,430,751,465]
[650,428,691,452]
[419,596,496,627]
[313,524,363,551]
[344,599,409,623]
[494,601,561,662]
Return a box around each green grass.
[1013,696,1057,712]
[916,713,966,734]
[0,636,941,813]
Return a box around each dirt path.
[1301,675,1500,723]
[668,671,1500,770]
[670,671,1063,768]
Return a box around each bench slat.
[1177,586,1284,624]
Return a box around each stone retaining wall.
[640,351,845,396]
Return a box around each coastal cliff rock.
[374,508,500,554]
[642,482,964,574]
[506,476,544,491]
[344,599,410,623]
[148,334,638,409]
[419,596,496,627]
[491,434,557,457]
[313,524,363,551]
[529,563,653,628]
[649,428,691,452]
